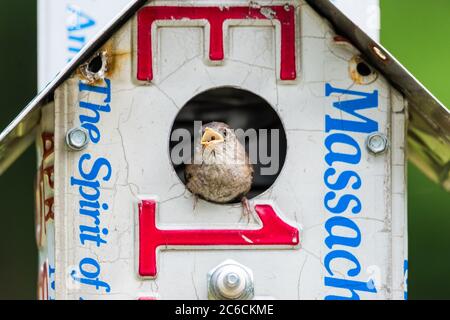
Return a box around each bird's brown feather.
[185,122,254,204]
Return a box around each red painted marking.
[35,133,55,248]
[43,166,55,190]
[137,6,297,81]
[138,200,300,278]
[45,197,55,222]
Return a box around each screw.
[66,127,89,151]
[208,260,254,300]
[366,132,389,155]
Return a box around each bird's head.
[195,122,249,166]
[200,122,229,149]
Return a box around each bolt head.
[207,260,254,300]
[366,132,389,155]
[224,272,240,289]
[66,127,89,151]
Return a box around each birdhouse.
[1,0,449,300]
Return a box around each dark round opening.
[169,87,287,201]
[356,62,372,77]
[88,55,104,74]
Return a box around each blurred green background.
[0,0,449,299]
[381,0,450,299]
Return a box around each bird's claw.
[241,197,253,224]
[193,195,199,211]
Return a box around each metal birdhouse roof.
[0,0,449,191]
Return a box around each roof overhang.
[0,0,449,191]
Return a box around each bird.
[185,122,254,218]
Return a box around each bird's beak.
[201,127,224,147]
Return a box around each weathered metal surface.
[2,0,445,300]
[48,0,406,299]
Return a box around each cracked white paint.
[52,0,407,300]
